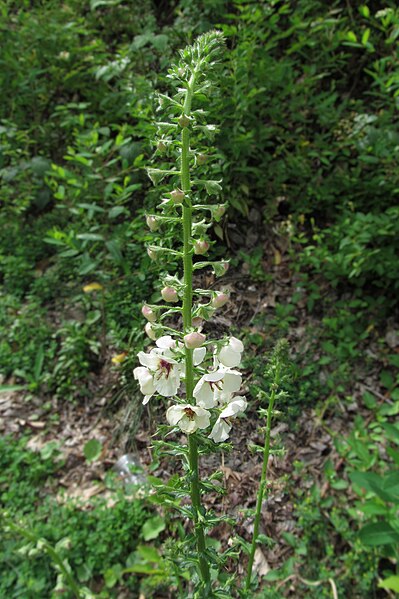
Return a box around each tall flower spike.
[135,31,244,593]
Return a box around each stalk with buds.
[134,31,248,596]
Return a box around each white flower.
[218,337,244,368]
[133,366,156,405]
[193,368,242,408]
[209,396,247,443]
[137,348,180,397]
[166,404,211,434]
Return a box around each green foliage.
[1,1,399,594]
[0,436,61,514]
[297,207,399,291]
[0,436,149,597]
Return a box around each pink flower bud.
[178,114,190,128]
[142,305,156,322]
[222,262,229,273]
[161,287,179,303]
[184,332,206,349]
[192,317,203,328]
[145,322,157,340]
[194,239,209,255]
[170,189,185,204]
[212,292,229,309]
[157,140,166,153]
[147,248,157,261]
[146,215,159,232]
[214,205,226,220]
[197,153,208,165]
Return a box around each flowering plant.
[134,31,247,595]
[134,32,287,598]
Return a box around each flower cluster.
[134,335,247,442]
[133,31,246,446]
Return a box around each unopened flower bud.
[145,322,157,340]
[142,305,156,322]
[178,67,185,78]
[184,332,206,349]
[161,287,179,303]
[212,292,229,309]
[170,189,185,204]
[222,262,229,273]
[197,153,208,165]
[214,205,226,220]
[147,247,157,261]
[194,239,209,255]
[157,140,166,153]
[192,317,203,328]
[146,215,159,232]
[178,114,190,128]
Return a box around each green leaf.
[136,545,162,563]
[142,515,166,541]
[361,28,370,45]
[346,31,358,43]
[152,34,169,52]
[90,0,122,9]
[0,385,26,393]
[33,345,45,381]
[83,439,102,462]
[204,180,222,195]
[379,576,399,592]
[359,522,399,546]
[104,564,123,588]
[76,233,104,241]
[350,471,399,503]
[359,5,370,18]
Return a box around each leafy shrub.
[300,208,399,291]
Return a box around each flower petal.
[222,369,242,393]
[154,366,180,396]
[133,367,156,395]
[209,418,231,443]
[156,335,176,350]
[230,337,244,353]
[218,345,241,367]
[220,396,247,418]
[192,406,211,430]
[193,347,206,365]
[166,404,184,426]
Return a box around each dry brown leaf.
[26,421,46,430]
[252,547,270,577]
[221,466,242,482]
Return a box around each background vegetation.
[1,0,398,597]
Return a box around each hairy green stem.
[181,73,211,593]
[245,366,281,592]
